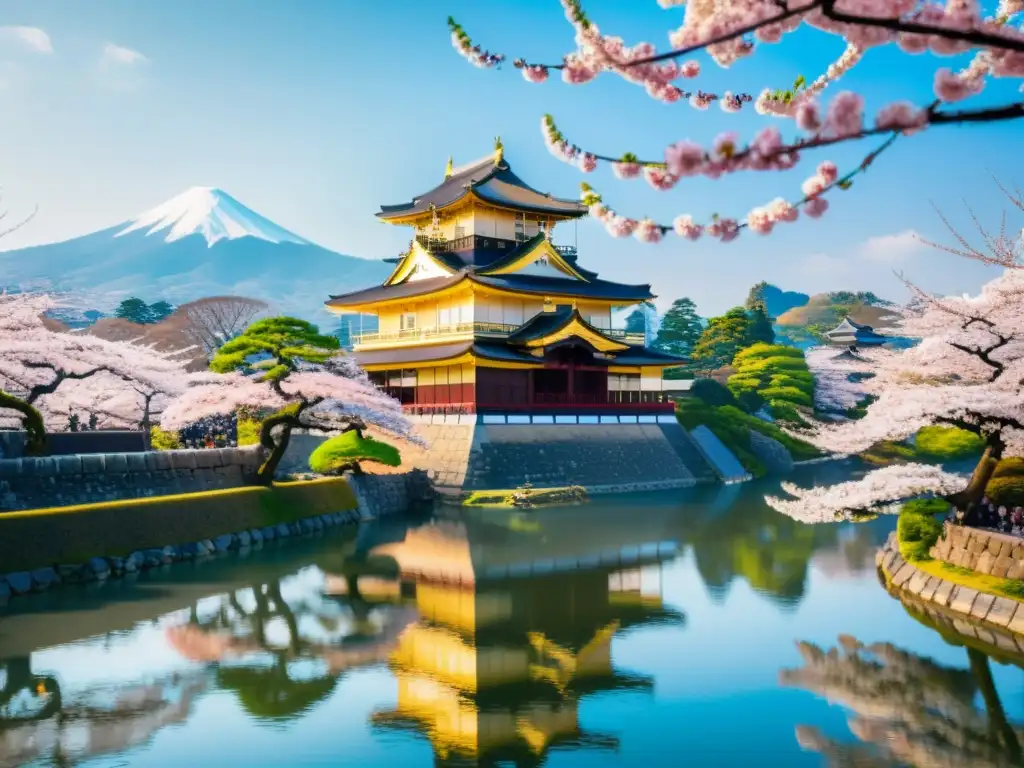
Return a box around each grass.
[863,427,985,468]
[914,559,1024,603]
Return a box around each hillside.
[775,292,901,330]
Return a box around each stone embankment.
[877,530,1024,639]
[0,447,263,512]
[0,471,431,604]
[929,521,1024,579]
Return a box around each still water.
[2,462,1023,767]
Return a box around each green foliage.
[758,386,813,408]
[745,300,775,345]
[691,307,751,369]
[735,389,765,415]
[149,425,181,451]
[768,400,809,427]
[727,343,813,417]
[845,394,877,420]
[238,418,261,447]
[992,457,1024,478]
[987,476,1024,507]
[862,440,918,465]
[675,399,821,478]
[308,431,402,475]
[114,297,174,325]
[211,316,340,377]
[689,378,737,408]
[897,499,948,562]
[654,297,703,357]
[914,426,984,461]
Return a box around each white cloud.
[0,26,53,54]
[100,43,147,67]
[856,229,927,262]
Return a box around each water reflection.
[782,635,1024,767]
[346,515,684,765]
[0,473,1020,766]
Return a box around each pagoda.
[325,140,687,419]
[823,317,888,349]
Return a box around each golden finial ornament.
[493,136,504,165]
[444,155,453,179]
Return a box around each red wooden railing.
[401,401,674,415]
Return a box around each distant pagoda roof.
[824,317,888,346]
[377,150,586,222]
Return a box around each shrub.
[758,386,813,408]
[987,476,1024,507]
[897,498,949,562]
[862,441,917,465]
[914,426,984,461]
[150,425,181,451]
[735,389,765,414]
[732,343,804,363]
[992,457,1024,479]
[690,378,737,408]
[237,417,262,447]
[308,431,402,475]
[726,375,762,393]
[768,400,809,427]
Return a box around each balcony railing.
[352,321,646,347]
[414,234,578,261]
[401,400,675,415]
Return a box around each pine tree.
[690,307,750,370]
[654,297,702,356]
[746,300,776,345]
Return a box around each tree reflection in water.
[0,655,206,768]
[780,635,1024,767]
[165,576,418,723]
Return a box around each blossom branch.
[578,132,898,243]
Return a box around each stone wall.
[0,430,148,458]
[348,470,433,519]
[929,522,1024,579]
[749,430,794,474]
[277,421,714,495]
[0,447,263,512]
[689,425,751,484]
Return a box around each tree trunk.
[0,390,47,456]
[967,647,1021,761]
[948,444,1001,513]
[256,410,300,485]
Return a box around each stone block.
[920,576,940,601]
[970,537,988,555]
[933,579,956,606]
[125,452,149,473]
[24,457,58,477]
[104,453,129,473]
[952,618,978,638]
[994,630,1019,654]
[5,571,32,594]
[988,536,1004,556]
[194,450,220,469]
[971,592,996,620]
[986,597,1017,627]
[0,459,22,478]
[237,530,252,548]
[975,551,995,575]
[999,540,1014,558]
[80,454,106,474]
[950,586,980,615]
[30,567,59,589]
[1007,562,1024,580]
[53,455,83,475]
[1014,544,1024,561]
[213,534,235,552]
[966,552,980,570]
[169,451,198,470]
[993,555,1014,578]
[146,451,173,471]
[891,562,915,588]
[907,570,930,595]
[1007,603,1024,636]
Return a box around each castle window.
[454,225,466,239]
[400,312,416,332]
[515,213,526,242]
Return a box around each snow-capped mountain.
[0,187,389,323]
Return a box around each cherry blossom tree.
[0,293,192,454]
[448,1,1024,242]
[160,316,423,484]
[767,183,1023,519]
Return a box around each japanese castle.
[324,140,686,419]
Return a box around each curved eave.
[476,235,588,282]
[383,241,458,287]
[514,308,630,353]
[354,341,542,371]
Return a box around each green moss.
[689,378,737,408]
[987,475,1024,507]
[993,457,1024,479]
[862,440,918,465]
[732,343,804,363]
[767,400,809,427]
[149,425,181,451]
[309,432,402,474]
[915,426,984,461]
[896,500,948,562]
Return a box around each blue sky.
[0,0,1021,316]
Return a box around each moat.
[2,464,1023,767]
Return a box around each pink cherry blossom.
[803,197,830,218]
[521,65,550,83]
[823,91,864,137]
[673,214,703,240]
[794,101,822,132]
[577,152,598,172]
[633,219,664,243]
[612,161,642,179]
[643,166,679,190]
[875,101,929,134]
[664,140,705,176]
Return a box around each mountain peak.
[115,186,311,247]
